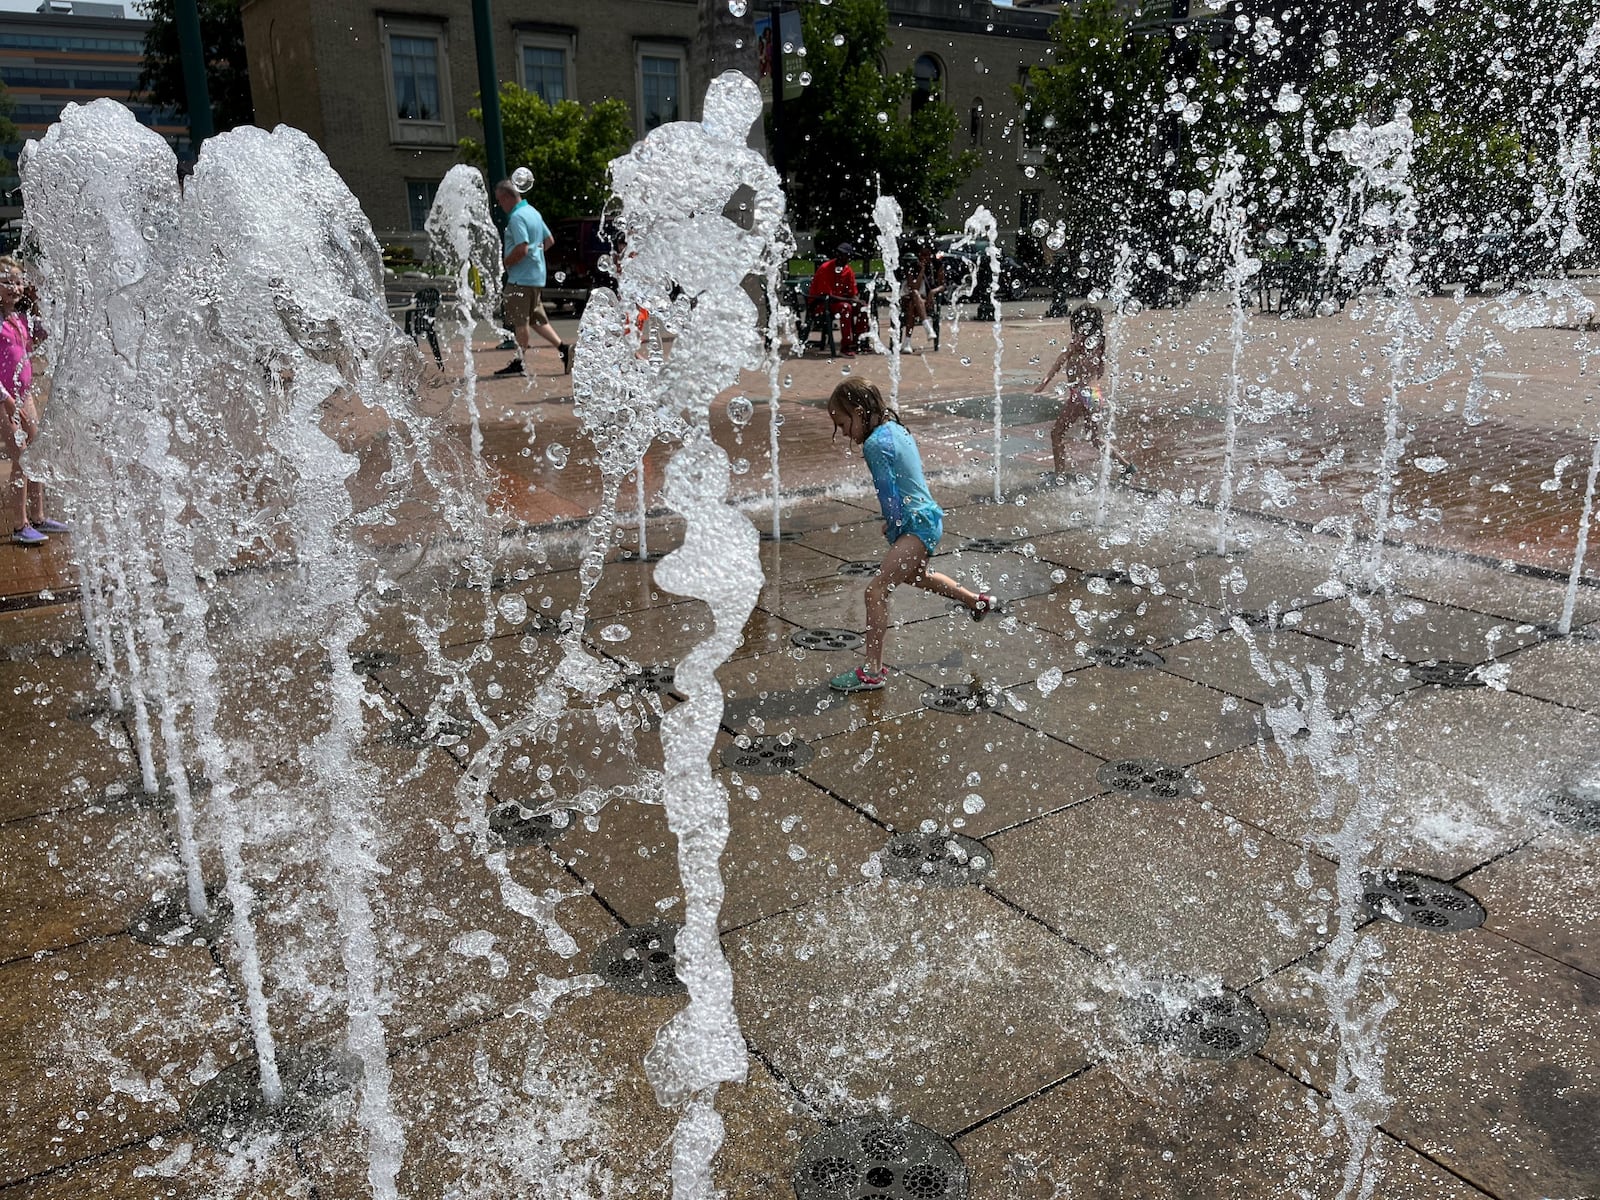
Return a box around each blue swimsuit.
[863,422,944,553]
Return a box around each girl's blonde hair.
[827,378,903,431]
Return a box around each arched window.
[969,97,984,145]
[912,54,942,115]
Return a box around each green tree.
[0,77,19,148]
[459,86,634,222]
[775,0,977,249]
[1019,0,1178,295]
[136,0,254,133]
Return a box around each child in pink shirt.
[0,259,63,547]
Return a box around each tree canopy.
[136,0,254,135]
[774,0,978,250]
[459,86,635,223]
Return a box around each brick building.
[238,0,1063,252]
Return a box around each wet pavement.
[1,294,1598,1198]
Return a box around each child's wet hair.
[828,378,903,429]
[1071,304,1104,341]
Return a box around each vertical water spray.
[1330,109,1426,587]
[873,193,905,410]
[1093,243,1135,528]
[958,207,1004,500]
[1203,150,1257,553]
[604,73,783,1198]
[425,164,502,460]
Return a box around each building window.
[637,45,685,134]
[407,180,440,231]
[970,98,984,145]
[519,36,573,104]
[1020,191,1042,228]
[912,54,942,115]
[381,18,453,145]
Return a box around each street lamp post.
[470,0,508,226]
[173,0,214,146]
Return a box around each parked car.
[542,216,616,315]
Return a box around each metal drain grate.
[838,561,882,578]
[960,537,1013,555]
[791,628,866,652]
[921,684,1003,715]
[793,1116,968,1200]
[623,665,676,694]
[592,923,686,997]
[131,889,233,947]
[720,734,814,774]
[1123,983,1269,1061]
[1086,644,1165,669]
[1538,786,1600,834]
[1084,567,1135,587]
[881,831,996,886]
[1407,660,1484,688]
[185,1044,358,1148]
[1361,869,1485,932]
[1097,758,1196,800]
[383,714,473,747]
[489,801,578,846]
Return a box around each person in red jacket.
[807,242,861,356]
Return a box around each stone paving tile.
[554,772,883,931]
[0,939,239,1186]
[1026,523,1205,575]
[1004,665,1264,764]
[1461,830,1600,980]
[1191,744,1548,881]
[989,792,1336,986]
[791,519,899,564]
[1292,594,1545,667]
[1008,581,1218,651]
[805,707,1104,837]
[1502,632,1600,715]
[1390,554,1600,627]
[1155,546,1345,613]
[0,606,89,659]
[1156,627,1419,711]
[0,1140,311,1199]
[299,991,812,1199]
[717,648,927,743]
[757,571,957,631]
[0,663,136,823]
[925,547,1066,602]
[1252,924,1600,1200]
[0,806,174,961]
[240,758,622,1054]
[1383,687,1600,793]
[956,1059,1492,1200]
[885,611,1083,692]
[729,883,1102,1134]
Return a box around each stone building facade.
[239,0,1063,253]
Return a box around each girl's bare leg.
[864,535,984,672]
[1051,400,1087,476]
[1088,419,1133,471]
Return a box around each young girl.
[826,379,999,692]
[1034,304,1135,480]
[0,260,62,547]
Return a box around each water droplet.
[1036,666,1063,696]
[546,443,569,469]
[799,71,812,85]
[496,594,528,624]
[554,271,566,283]
[1031,219,1049,237]
[832,32,845,46]
[726,395,754,426]
[876,111,889,124]
[728,0,747,13]
[960,356,972,366]
[963,792,986,813]
[1045,230,1066,251]
[1024,166,1036,178]
[782,40,794,53]
[599,623,632,643]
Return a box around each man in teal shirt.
[494,179,572,376]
